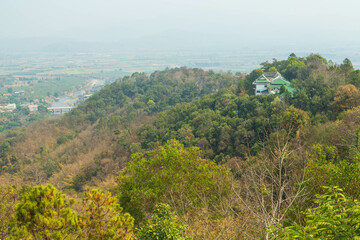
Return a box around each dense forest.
[1,54,360,239]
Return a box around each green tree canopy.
[10,184,79,240]
[282,55,306,80]
[79,188,134,240]
[305,144,360,199]
[268,67,278,72]
[117,139,232,224]
[136,203,191,240]
[341,58,354,76]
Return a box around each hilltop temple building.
[253,72,294,96]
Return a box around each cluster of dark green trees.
[138,91,308,162]
[67,68,240,125]
[2,54,360,238]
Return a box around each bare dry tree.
[232,129,307,239]
[24,164,47,184]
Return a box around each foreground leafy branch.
[269,186,360,239]
[136,203,191,240]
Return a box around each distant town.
[1,90,93,115]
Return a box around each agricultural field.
[0,51,267,105]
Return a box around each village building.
[4,103,16,111]
[0,103,16,112]
[28,104,38,112]
[253,72,294,96]
[14,91,25,95]
[48,106,73,115]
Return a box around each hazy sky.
[1,0,360,50]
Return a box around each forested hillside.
[0,67,241,188]
[2,54,360,239]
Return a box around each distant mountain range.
[1,29,359,54]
